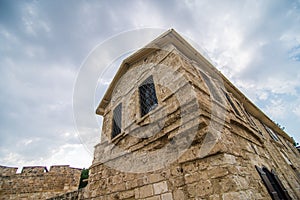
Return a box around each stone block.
[125,178,138,190]
[184,172,200,184]
[169,176,185,188]
[207,167,228,179]
[148,173,164,183]
[119,190,134,199]
[209,194,221,200]
[145,195,161,200]
[196,180,213,197]
[222,191,246,200]
[112,174,122,185]
[153,181,169,195]
[161,192,173,200]
[173,189,187,200]
[110,182,126,193]
[138,184,154,199]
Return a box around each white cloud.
[21,3,51,36]
[45,144,92,168]
[293,103,300,119]
[264,99,288,119]
[1,143,91,170]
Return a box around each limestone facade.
[2,30,299,200]
[83,30,300,200]
[0,165,81,199]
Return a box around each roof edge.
[96,29,176,115]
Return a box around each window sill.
[270,139,284,148]
[111,131,126,143]
[232,114,261,135]
[230,118,264,144]
[136,105,160,126]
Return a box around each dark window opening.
[78,168,89,189]
[200,71,223,102]
[224,91,242,116]
[139,76,158,117]
[256,166,291,200]
[112,103,122,139]
[244,109,257,127]
[263,124,279,141]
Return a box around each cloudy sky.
[1,0,300,170]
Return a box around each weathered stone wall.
[86,44,300,200]
[0,165,81,200]
[47,188,86,200]
[0,166,18,177]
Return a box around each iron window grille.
[224,91,242,117]
[139,76,158,117]
[112,103,122,139]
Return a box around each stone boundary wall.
[47,188,89,200]
[0,165,82,200]
[0,166,18,176]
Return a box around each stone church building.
[1,29,299,199]
[82,29,300,199]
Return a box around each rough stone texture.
[47,188,86,200]
[81,35,300,199]
[0,165,81,200]
[4,30,300,199]
[0,166,18,176]
[82,31,300,199]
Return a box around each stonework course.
[85,29,300,199]
[1,29,299,200]
[0,165,81,199]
